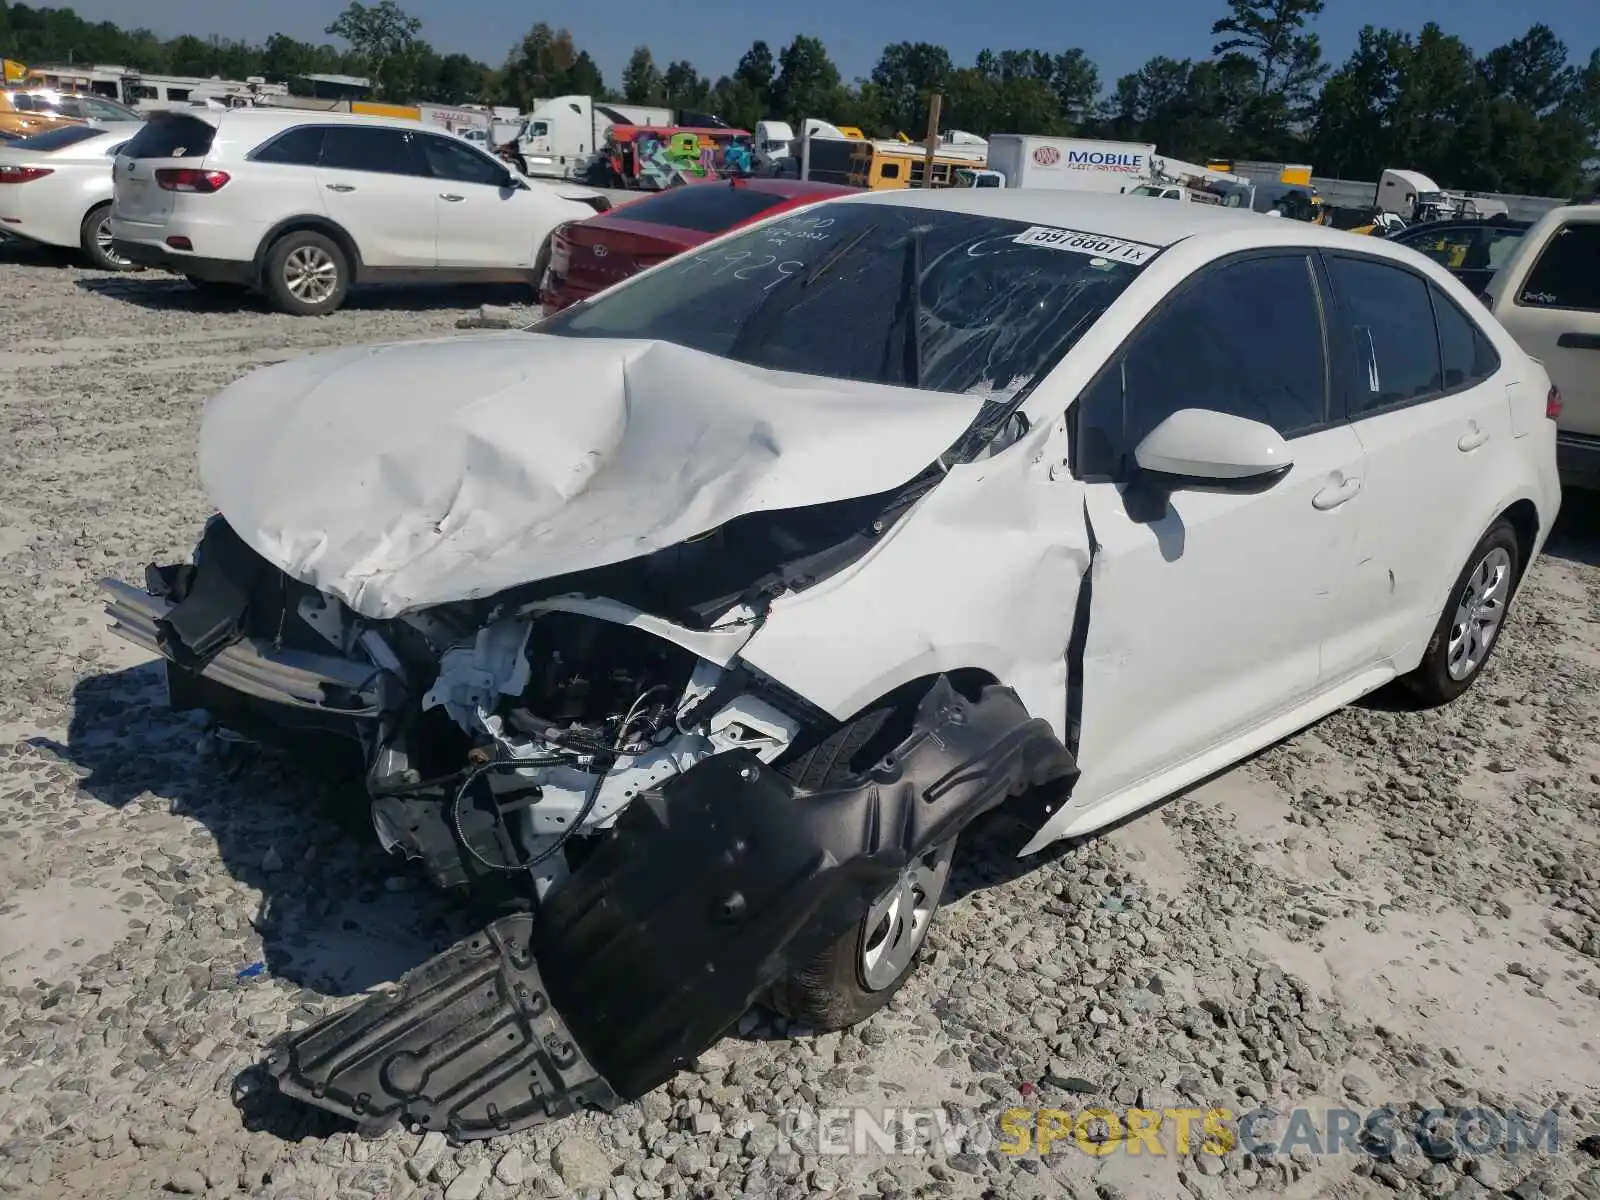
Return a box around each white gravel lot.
[1,242,1598,1200]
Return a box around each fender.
[251,215,366,283]
[259,677,1075,1137]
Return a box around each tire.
[78,205,136,272]
[1402,519,1521,706]
[765,683,958,1030]
[262,231,349,316]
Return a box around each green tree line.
[3,0,1596,195]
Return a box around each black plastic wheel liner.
[259,677,1075,1138]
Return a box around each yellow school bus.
[849,143,987,189]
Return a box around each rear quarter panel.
[198,121,330,263]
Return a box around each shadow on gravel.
[74,273,536,314]
[0,238,78,269]
[1546,488,1600,566]
[41,662,479,1003]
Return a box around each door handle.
[1457,424,1489,452]
[324,183,355,193]
[1557,332,1600,351]
[1312,478,1361,511]
[440,193,465,202]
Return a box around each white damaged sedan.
[101,188,1560,1137]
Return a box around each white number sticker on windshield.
[1012,225,1160,265]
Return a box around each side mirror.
[1133,408,1292,488]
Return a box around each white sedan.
[100,188,1560,1137]
[0,124,138,269]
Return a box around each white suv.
[110,108,609,314]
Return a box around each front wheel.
[79,205,136,272]
[768,837,956,1030]
[1403,519,1520,706]
[263,231,349,316]
[764,683,958,1029]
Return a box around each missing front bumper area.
[258,678,1074,1140]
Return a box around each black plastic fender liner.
[533,677,1076,1100]
[259,677,1073,1138]
[261,914,621,1140]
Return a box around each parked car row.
[3,109,1593,495]
[0,85,142,138]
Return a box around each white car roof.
[836,187,1395,257]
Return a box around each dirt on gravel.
[1,244,1598,1200]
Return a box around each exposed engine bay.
[385,606,800,899]
[111,515,831,904]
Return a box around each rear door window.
[1516,223,1600,312]
[121,114,216,160]
[1431,286,1501,390]
[1324,256,1443,416]
[251,125,326,166]
[318,126,426,177]
[609,184,797,233]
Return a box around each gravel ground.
[2,244,1598,1200]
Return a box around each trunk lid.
[558,217,691,294]
[113,111,218,224]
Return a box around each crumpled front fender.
[260,677,1074,1138]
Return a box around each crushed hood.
[199,332,984,620]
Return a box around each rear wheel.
[263,231,349,316]
[1402,519,1520,706]
[765,684,958,1029]
[78,204,136,272]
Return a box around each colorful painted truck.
[594,125,756,190]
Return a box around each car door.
[415,132,540,269]
[314,124,437,268]
[1068,251,1369,813]
[1499,217,1600,440]
[1317,251,1513,672]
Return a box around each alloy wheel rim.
[96,216,129,267]
[859,839,955,991]
[1447,546,1513,681]
[284,246,338,304]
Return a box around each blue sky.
[55,0,1595,92]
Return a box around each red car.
[540,177,859,315]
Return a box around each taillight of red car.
[155,168,230,194]
[1547,385,1563,421]
[0,165,52,184]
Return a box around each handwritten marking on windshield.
[679,248,806,287]
[1012,226,1160,265]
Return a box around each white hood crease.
[199,332,986,620]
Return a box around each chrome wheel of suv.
[283,245,339,305]
[263,230,350,316]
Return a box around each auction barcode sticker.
[1012,225,1161,265]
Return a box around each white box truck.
[509,95,675,180]
[981,135,1156,193]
